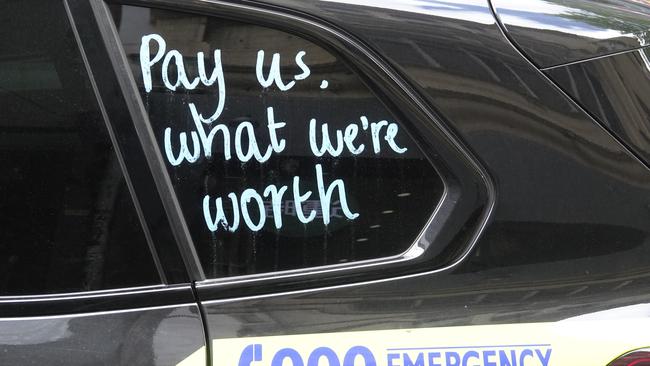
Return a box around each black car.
[2,0,650,365]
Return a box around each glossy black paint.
[4,0,650,365]
[492,0,650,68]
[188,0,650,343]
[0,285,195,317]
[0,304,205,366]
[546,46,650,166]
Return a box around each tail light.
[609,349,650,366]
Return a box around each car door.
[79,0,650,365]
[0,1,206,365]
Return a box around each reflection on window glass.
[114,5,444,278]
[0,1,160,295]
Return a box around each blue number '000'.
[238,344,377,366]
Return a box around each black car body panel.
[546,48,650,168]
[492,0,650,68]
[2,1,650,365]
[0,303,204,366]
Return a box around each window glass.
[0,1,160,295]
[115,5,444,278]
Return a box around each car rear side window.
[0,0,160,295]
[113,5,444,278]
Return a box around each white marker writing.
[263,185,288,229]
[234,121,273,163]
[343,123,364,155]
[140,34,166,93]
[202,166,359,232]
[385,122,408,154]
[139,34,226,122]
[370,120,389,154]
[360,116,369,130]
[203,193,240,232]
[309,116,406,157]
[293,175,316,223]
[256,50,311,91]
[189,49,226,124]
[240,189,266,231]
[140,34,201,92]
[164,127,200,166]
[266,107,286,153]
[256,50,295,91]
[315,164,359,224]
[165,107,287,166]
[294,51,311,80]
[162,50,200,91]
[190,106,231,160]
[367,118,407,154]
[309,118,344,157]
